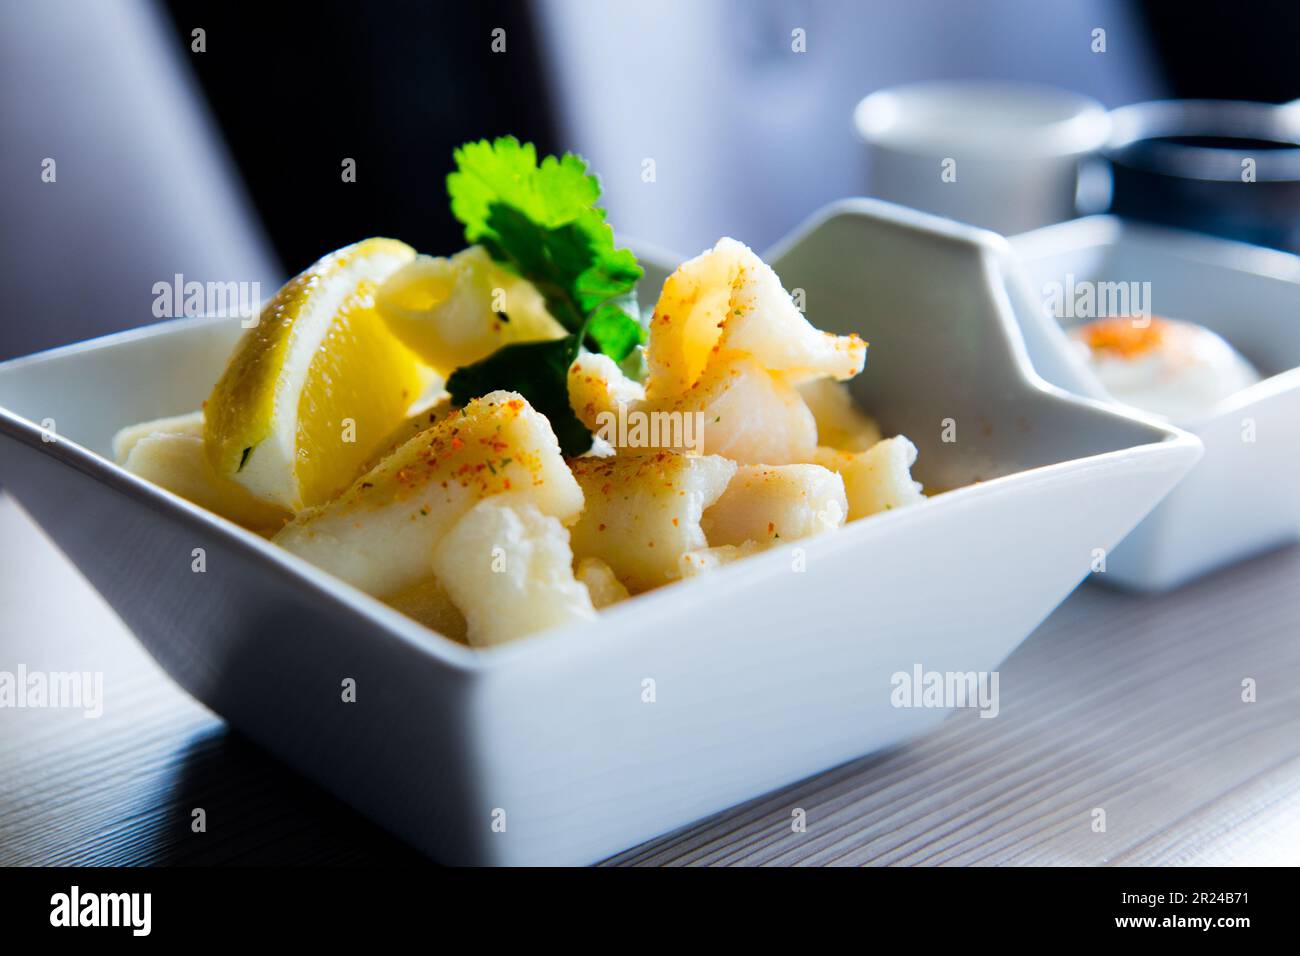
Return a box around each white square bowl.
[1010,216,1300,591]
[0,200,1199,864]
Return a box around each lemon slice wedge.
[204,238,423,511]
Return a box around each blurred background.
[2,0,1299,359]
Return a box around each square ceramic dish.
[1010,216,1300,591]
[0,200,1199,865]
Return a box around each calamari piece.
[113,410,205,462]
[644,243,740,399]
[702,464,846,547]
[575,557,631,609]
[643,238,865,399]
[383,576,468,643]
[678,541,767,578]
[647,355,817,464]
[274,391,583,598]
[798,378,882,452]
[568,350,645,433]
[376,246,566,373]
[715,238,866,383]
[118,421,290,535]
[568,452,736,593]
[432,499,595,647]
[812,437,924,520]
[364,393,453,470]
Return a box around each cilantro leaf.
[445,334,593,457]
[448,138,600,235]
[448,136,645,359]
[443,137,649,457]
[585,290,645,362]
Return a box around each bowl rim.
[1106,98,1300,182]
[0,201,1202,673]
[853,80,1110,159]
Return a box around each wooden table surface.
[2,492,1297,867]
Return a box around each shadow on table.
[156,726,431,866]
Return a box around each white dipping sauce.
[1068,316,1261,422]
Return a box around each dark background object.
[159,0,559,273]
[1136,0,1300,103]
[1116,0,1300,252]
[1106,99,1300,252]
[6,0,1300,362]
[168,0,1300,274]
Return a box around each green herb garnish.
[445,337,592,456]
[444,137,645,456]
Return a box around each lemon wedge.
[204,238,424,511]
